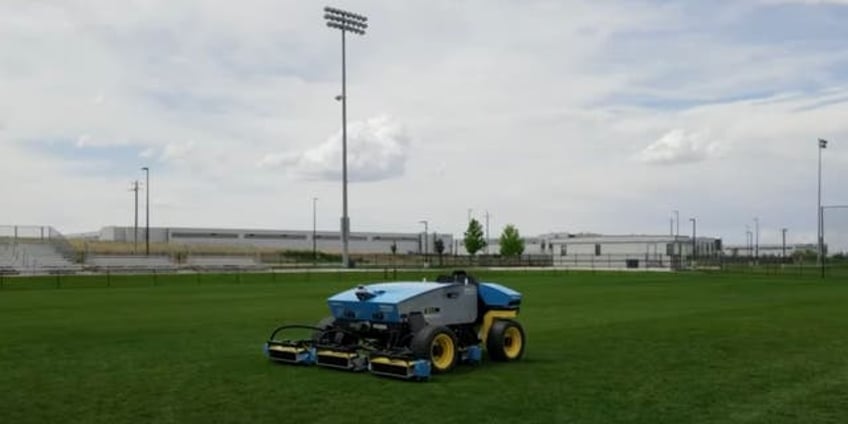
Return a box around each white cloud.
[638,129,724,165]
[159,141,196,163]
[261,115,411,182]
[139,147,156,159]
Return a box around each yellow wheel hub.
[503,326,523,359]
[430,333,455,370]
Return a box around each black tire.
[410,325,459,373]
[487,319,526,361]
[312,316,336,342]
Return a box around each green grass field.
[2,270,847,423]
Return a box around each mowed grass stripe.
[1,271,847,423]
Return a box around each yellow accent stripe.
[370,357,414,367]
[317,350,357,359]
[479,310,518,345]
[268,345,305,354]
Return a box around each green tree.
[463,219,486,256]
[434,237,445,266]
[390,241,397,255]
[499,224,525,256]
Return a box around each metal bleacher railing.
[0,225,80,274]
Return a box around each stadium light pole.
[141,167,150,256]
[817,138,827,271]
[324,6,367,268]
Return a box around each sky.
[1,0,847,249]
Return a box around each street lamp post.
[312,197,318,261]
[130,180,140,254]
[324,6,367,268]
[141,167,150,256]
[817,138,828,270]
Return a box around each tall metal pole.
[818,139,824,269]
[142,167,150,256]
[781,228,787,259]
[669,217,673,237]
[324,6,366,267]
[755,220,759,260]
[312,197,318,261]
[132,180,139,254]
[419,220,428,256]
[340,29,349,268]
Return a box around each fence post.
[56,274,61,289]
[107,270,111,288]
[0,274,4,290]
[153,269,158,287]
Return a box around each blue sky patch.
[22,139,151,176]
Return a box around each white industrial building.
[544,234,721,270]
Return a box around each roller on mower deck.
[263,270,525,381]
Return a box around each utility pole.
[141,167,150,256]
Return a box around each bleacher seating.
[186,256,266,271]
[85,255,176,272]
[0,242,80,274]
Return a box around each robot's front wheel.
[411,325,459,373]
